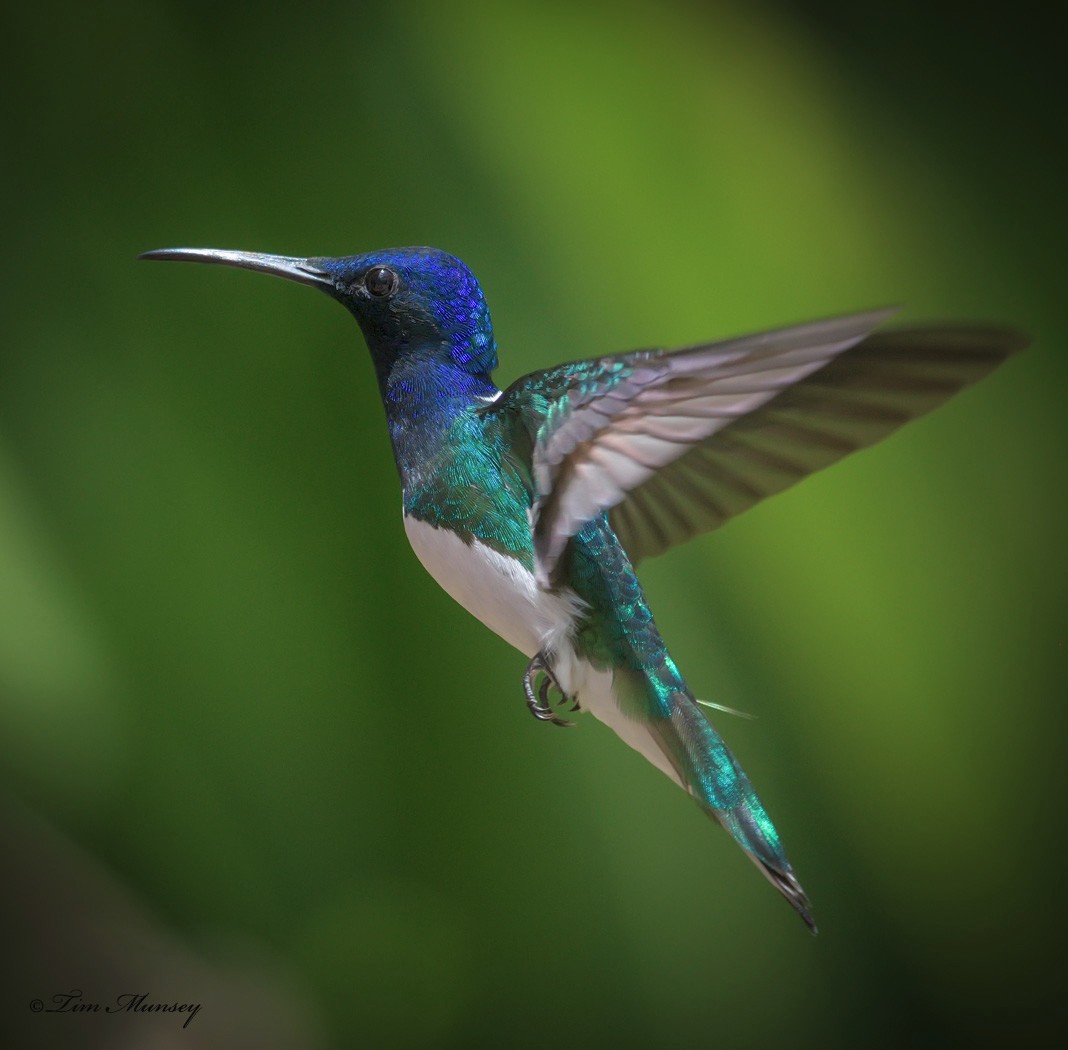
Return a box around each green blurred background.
[2,2,1065,1047]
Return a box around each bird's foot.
[523,652,579,727]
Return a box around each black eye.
[364,266,398,298]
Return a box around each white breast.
[402,513,684,789]
[402,515,582,661]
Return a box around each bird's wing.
[494,311,1025,585]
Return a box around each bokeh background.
[2,2,1065,1047]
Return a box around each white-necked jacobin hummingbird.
[140,245,1026,931]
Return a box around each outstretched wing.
[493,311,1026,585]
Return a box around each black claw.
[523,651,576,728]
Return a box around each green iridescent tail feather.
[660,693,816,933]
[568,516,814,930]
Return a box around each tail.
[662,692,817,933]
[580,658,816,932]
[566,515,814,929]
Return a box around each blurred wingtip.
[876,320,1031,360]
[1000,326,1031,356]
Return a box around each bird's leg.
[523,651,576,728]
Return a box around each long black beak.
[138,247,333,289]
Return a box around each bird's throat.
[379,346,498,491]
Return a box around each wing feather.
[491,312,1026,583]
[610,324,1027,562]
[529,309,899,581]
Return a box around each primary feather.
[493,311,1025,582]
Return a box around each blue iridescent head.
[137,245,498,387]
[314,247,498,380]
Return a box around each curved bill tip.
[138,247,332,289]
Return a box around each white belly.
[402,515,581,661]
[402,513,684,788]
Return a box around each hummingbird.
[140,245,1025,931]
